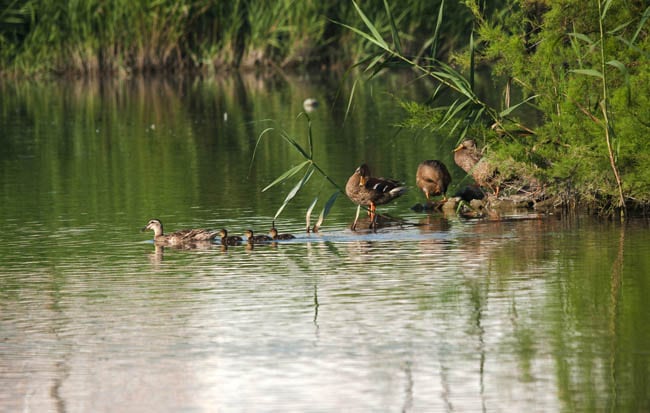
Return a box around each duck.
[269,227,295,240]
[416,160,452,202]
[244,229,272,244]
[453,139,498,194]
[219,229,243,246]
[142,219,220,244]
[345,164,407,229]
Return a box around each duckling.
[269,227,295,240]
[142,219,219,244]
[219,229,243,246]
[245,229,272,244]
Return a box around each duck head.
[142,219,163,236]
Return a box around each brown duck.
[416,160,452,201]
[219,229,243,246]
[345,164,406,229]
[453,139,498,194]
[269,227,295,240]
[245,229,273,244]
[142,219,220,244]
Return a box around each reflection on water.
[1,76,650,412]
[2,215,649,412]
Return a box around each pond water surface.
[1,74,649,412]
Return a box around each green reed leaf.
[273,166,315,220]
[499,95,539,117]
[571,69,604,79]
[314,191,340,231]
[631,7,650,45]
[305,197,319,232]
[430,0,444,59]
[262,160,310,192]
[280,131,311,160]
[601,0,614,21]
[568,32,595,45]
[351,0,389,51]
[383,0,401,54]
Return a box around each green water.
[1,74,649,412]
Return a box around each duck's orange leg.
[369,202,378,229]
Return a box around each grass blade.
[280,131,311,160]
[568,32,595,45]
[430,0,445,59]
[631,7,650,45]
[344,78,358,124]
[274,166,315,220]
[383,0,401,54]
[469,30,475,91]
[601,0,614,21]
[314,191,340,232]
[262,160,310,192]
[499,94,539,117]
[571,69,604,78]
[250,126,276,176]
[305,197,319,232]
[351,0,389,50]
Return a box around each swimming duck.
[142,219,220,244]
[416,160,452,202]
[245,229,272,244]
[453,139,498,194]
[345,164,407,229]
[219,229,243,246]
[269,227,295,240]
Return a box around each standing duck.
[345,164,407,229]
[245,229,272,244]
[269,227,295,240]
[416,160,452,202]
[453,139,498,194]
[142,219,220,244]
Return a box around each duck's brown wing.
[181,229,219,241]
[364,176,402,192]
[364,177,407,205]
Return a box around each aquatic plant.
[252,114,341,232]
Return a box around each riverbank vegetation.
[348,0,650,217]
[0,0,506,76]
[2,0,649,217]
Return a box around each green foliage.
[373,0,650,213]
[495,0,650,212]
[0,0,508,75]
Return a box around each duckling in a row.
[244,229,272,244]
[143,220,297,246]
[219,229,243,245]
[270,227,295,240]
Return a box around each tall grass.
[568,0,627,217]
[0,0,509,76]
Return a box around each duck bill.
[359,176,367,186]
[141,225,150,232]
[453,144,463,152]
